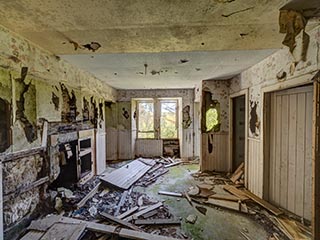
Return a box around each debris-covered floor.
[21,158,312,240]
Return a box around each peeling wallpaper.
[230,24,320,138]
[0,25,117,152]
[0,25,117,100]
[202,80,230,132]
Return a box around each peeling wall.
[0,24,117,234]
[2,153,45,228]
[202,80,230,132]
[229,23,320,197]
[201,80,230,172]
[230,24,320,139]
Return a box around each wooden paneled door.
[232,95,245,171]
[268,85,313,221]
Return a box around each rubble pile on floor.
[20,158,188,240]
[158,162,312,240]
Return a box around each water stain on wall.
[60,83,78,123]
[15,67,37,143]
[90,96,98,127]
[83,97,89,121]
[51,92,59,111]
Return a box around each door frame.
[229,89,248,186]
[261,74,315,200]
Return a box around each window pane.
[160,102,177,138]
[138,132,155,138]
[138,102,154,138]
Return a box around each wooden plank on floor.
[59,217,180,240]
[40,222,86,240]
[124,202,163,221]
[134,219,181,226]
[28,215,62,231]
[60,217,117,234]
[100,160,152,189]
[209,194,240,202]
[114,190,129,216]
[117,206,139,220]
[76,182,101,208]
[206,198,248,213]
[223,185,249,201]
[242,189,283,216]
[158,191,183,197]
[119,228,180,240]
[20,230,45,240]
[100,212,141,231]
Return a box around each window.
[136,99,179,139]
[137,101,155,138]
[206,100,220,132]
[160,101,177,138]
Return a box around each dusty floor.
[105,161,274,240]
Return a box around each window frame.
[136,98,179,140]
[136,99,155,139]
[159,99,178,139]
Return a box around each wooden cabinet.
[78,129,96,185]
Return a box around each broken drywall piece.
[249,101,259,137]
[182,105,192,128]
[186,214,197,224]
[279,9,310,60]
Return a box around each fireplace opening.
[51,140,78,188]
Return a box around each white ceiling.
[61,49,277,89]
[0,0,291,89]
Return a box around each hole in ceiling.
[82,42,101,52]
[179,59,189,64]
[150,70,160,75]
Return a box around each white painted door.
[269,85,313,220]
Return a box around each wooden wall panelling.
[312,80,320,239]
[201,132,229,172]
[268,86,313,220]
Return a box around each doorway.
[231,95,246,172]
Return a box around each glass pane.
[160,102,177,138]
[138,102,154,138]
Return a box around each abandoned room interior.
[0,0,320,239]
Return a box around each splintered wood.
[230,162,244,183]
[99,159,155,189]
[21,215,181,240]
[241,189,282,216]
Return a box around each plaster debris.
[186,214,197,224]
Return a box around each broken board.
[242,189,283,216]
[40,222,86,240]
[100,160,154,189]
